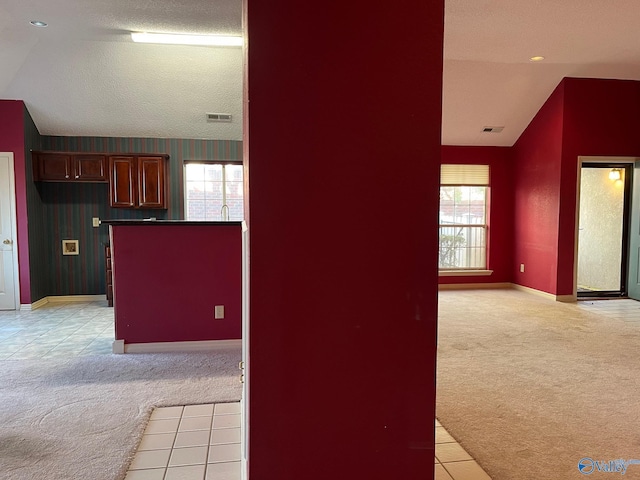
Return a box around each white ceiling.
[2,0,640,146]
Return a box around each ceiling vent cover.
[207,113,232,122]
[482,126,504,133]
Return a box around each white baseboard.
[22,295,107,311]
[114,339,242,354]
[555,294,577,303]
[512,284,577,303]
[47,295,107,303]
[438,282,512,290]
[21,297,48,311]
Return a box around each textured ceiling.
[2,0,640,145]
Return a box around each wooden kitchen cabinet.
[76,155,107,181]
[33,152,107,182]
[109,155,168,209]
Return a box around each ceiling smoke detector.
[482,126,504,133]
[206,113,232,123]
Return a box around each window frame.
[438,165,492,276]
[183,160,244,221]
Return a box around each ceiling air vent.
[482,126,504,133]
[206,113,232,123]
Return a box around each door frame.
[574,156,638,299]
[0,152,21,310]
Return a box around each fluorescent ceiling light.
[131,32,243,47]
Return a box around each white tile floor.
[435,419,492,480]
[16,297,628,479]
[126,403,242,480]
[0,300,114,359]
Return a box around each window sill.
[438,269,493,277]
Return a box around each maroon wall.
[513,78,640,296]
[512,82,565,294]
[557,78,640,294]
[110,223,242,344]
[245,0,444,479]
[440,146,514,284]
[0,100,31,304]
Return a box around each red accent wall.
[110,224,242,343]
[558,78,640,294]
[245,1,444,479]
[440,146,514,284]
[0,100,31,304]
[513,78,640,296]
[512,82,565,294]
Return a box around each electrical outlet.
[520,263,525,273]
[92,217,100,227]
[214,305,225,319]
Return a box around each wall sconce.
[609,168,622,181]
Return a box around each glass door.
[577,163,631,297]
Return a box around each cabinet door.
[76,155,107,182]
[36,154,72,181]
[137,156,166,209]
[109,156,136,208]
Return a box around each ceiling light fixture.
[30,20,48,27]
[131,32,243,47]
[529,56,545,62]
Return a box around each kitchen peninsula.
[104,220,242,353]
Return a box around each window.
[439,164,489,270]
[184,162,244,221]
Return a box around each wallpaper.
[23,107,47,301]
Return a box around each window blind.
[440,164,489,186]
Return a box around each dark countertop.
[101,219,243,226]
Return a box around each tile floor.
[576,297,640,321]
[0,300,114,359]
[125,403,242,480]
[127,408,486,480]
[435,419,491,480]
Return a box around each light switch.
[214,305,225,319]
[92,217,100,227]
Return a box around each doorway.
[0,152,19,310]
[577,162,631,298]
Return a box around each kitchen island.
[104,220,242,353]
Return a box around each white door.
[0,153,18,310]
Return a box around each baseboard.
[114,339,242,354]
[512,284,577,303]
[21,297,49,311]
[438,282,512,290]
[47,295,107,303]
[555,294,577,303]
[22,295,107,311]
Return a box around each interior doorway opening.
[577,162,631,298]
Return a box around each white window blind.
[440,164,489,186]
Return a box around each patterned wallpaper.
[22,107,47,301]
[28,136,242,297]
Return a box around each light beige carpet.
[436,289,640,480]
[0,350,242,480]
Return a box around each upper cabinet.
[32,151,169,209]
[33,152,107,182]
[109,155,168,209]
